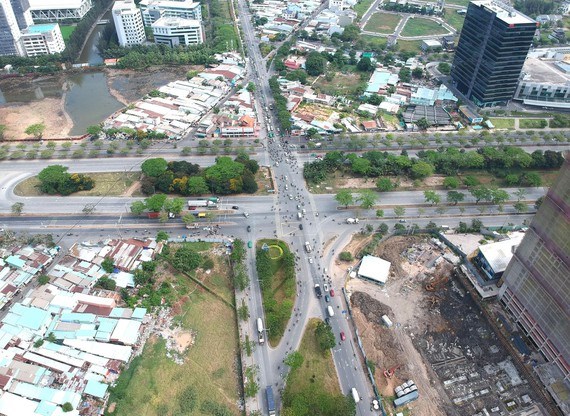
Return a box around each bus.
[187,198,219,210]
[266,386,276,416]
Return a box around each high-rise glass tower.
[499,155,569,382]
[451,0,537,107]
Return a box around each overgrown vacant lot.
[107,242,240,416]
[364,12,402,34]
[401,17,448,37]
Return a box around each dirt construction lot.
[345,235,543,416]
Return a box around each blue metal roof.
[84,380,108,398]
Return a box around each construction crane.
[383,364,402,378]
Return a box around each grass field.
[443,8,465,31]
[59,25,76,42]
[519,119,547,129]
[108,242,240,416]
[14,171,140,197]
[489,118,515,129]
[361,35,388,50]
[256,239,296,347]
[354,0,375,19]
[364,12,402,34]
[395,39,423,53]
[401,17,448,37]
[445,0,470,6]
[313,72,366,97]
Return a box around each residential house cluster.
[304,0,357,37]
[0,245,57,310]
[0,238,163,415]
[249,0,321,40]
[103,58,246,139]
[196,87,259,138]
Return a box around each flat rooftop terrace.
[522,57,570,84]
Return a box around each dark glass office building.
[451,0,537,107]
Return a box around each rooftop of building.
[472,0,535,25]
[478,233,525,273]
[28,0,86,9]
[521,56,570,84]
[152,16,201,27]
[140,0,200,7]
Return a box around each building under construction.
[499,155,570,414]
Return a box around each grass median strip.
[255,239,296,347]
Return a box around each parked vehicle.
[340,332,346,341]
[247,225,251,232]
[232,205,239,210]
[330,289,335,297]
[327,305,334,317]
[346,218,359,224]
[324,295,330,303]
[257,318,264,344]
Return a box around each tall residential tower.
[499,156,569,385]
[450,0,537,107]
[112,0,146,47]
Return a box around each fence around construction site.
[341,286,388,416]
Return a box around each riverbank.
[0,96,73,140]
[105,65,201,105]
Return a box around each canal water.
[0,11,123,135]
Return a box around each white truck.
[346,218,359,224]
[351,388,360,403]
[257,318,265,344]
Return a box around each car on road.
[243,212,249,218]
[340,332,346,341]
[232,205,239,210]
[308,258,313,264]
[247,225,251,232]
[399,219,407,223]
[289,194,293,200]
[247,241,253,248]
[299,224,303,230]
[324,295,330,302]
[330,289,335,297]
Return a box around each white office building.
[112,0,146,47]
[21,22,65,56]
[140,0,201,26]
[152,16,203,46]
[28,0,93,21]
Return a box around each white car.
[309,258,313,264]
[243,212,249,218]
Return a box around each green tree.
[305,51,327,76]
[521,172,542,187]
[284,351,304,370]
[86,125,102,136]
[469,185,492,204]
[130,201,146,215]
[145,193,167,212]
[513,188,527,201]
[376,209,384,218]
[101,257,115,273]
[514,201,528,213]
[356,57,374,72]
[96,276,117,290]
[437,62,451,75]
[0,124,7,140]
[37,165,71,194]
[446,191,465,205]
[156,230,169,242]
[237,300,249,321]
[443,176,460,189]
[339,252,353,261]
[358,189,377,209]
[11,202,24,215]
[423,190,441,205]
[204,156,245,194]
[490,188,510,205]
[173,246,202,272]
[141,158,168,177]
[335,190,353,208]
[534,196,544,210]
[246,82,255,92]
[182,213,196,226]
[62,402,74,412]
[410,161,434,179]
[415,117,430,130]
[315,321,336,352]
[186,176,209,195]
[393,206,406,217]
[462,175,480,187]
[25,122,46,140]
[165,197,185,215]
[376,177,394,192]
[38,275,50,285]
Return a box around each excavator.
[424,273,450,292]
[383,364,401,378]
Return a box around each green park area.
[364,12,402,34]
[15,171,140,197]
[354,0,375,19]
[519,119,548,129]
[401,17,448,37]
[256,239,296,346]
[282,319,356,414]
[395,40,423,53]
[361,35,388,50]
[443,8,465,31]
[108,242,240,416]
[59,25,76,42]
[489,118,515,129]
